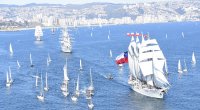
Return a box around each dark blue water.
[0,22,200,110]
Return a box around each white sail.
[9,43,13,55]
[166,34,168,39]
[183,59,187,72]
[37,74,44,101]
[128,38,170,98]
[80,59,83,70]
[192,52,196,65]
[44,72,49,91]
[75,74,80,96]
[108,35,110,40]
[6,71,9,83]
[110,50,112,58]
[178,59,183,73]
[8,66,13,83]
[48,53,52,62]
[182,32,184,38]
[63,59,69,81]
[34,26,43,41]
[17,60,21,68]
[88,68,94,91]
[47,58,49,67]
[91,32,93,37]
[30,53,33,66]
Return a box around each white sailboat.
[48,53,52,63]
[71,80,78,102]
[17,60,21,68]
[91,32,93,37]
[110,50,112,58]
[108,34,110,40]
[182,32,184,38]
[61,59,69,95]
[87,68,94,95]
[79,59,83,70]
[75,74,80,96]
[192,52,196,65]
[165,34,168,39]
[88,99,94,110]
[9,43,13,56]
[6,71,11,87]
[34,26,43,41]
[183,59,188,72]
[44,72,49,91]
[8,66,13,83]
[37,74,44,101]
[30,53,34,67]
[60,29,72,53]
[128,37,170,98]
[178,59,183,73]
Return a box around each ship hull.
[61,46,72,53]
[129,80,164,99]
[35,36,42,41]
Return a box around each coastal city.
[0,0,200,31]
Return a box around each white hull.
[129,80,165,99]
[62,91,69,97]
[71,96,78,102]
[61,46,72,53]
[44,87,49,91]
[36,36,42,41]
[6,83,11,87]
[37,95,44,101]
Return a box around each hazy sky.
[1,0,173,5]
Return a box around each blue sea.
[0,22,200,110]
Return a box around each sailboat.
[8,66,13,83]
[6,71,11,87]
[192,52,196,65]
[87,68,94,95]
[60,29,72,53]
[34,26,43,41]
[61,59,69,93]
[165,34,168,39]
[30,53,34,67]
[107,34,110,40]
[44,72,49,91]
[128,37,170,98]
[48,53,52,63]
[88,99,94,110]
[71,80,78,102]
[182,32,184,38]
[178,59,183,73]
[75,74,80,96]
[79,59,83,70]
[183,59,188,72]
[91,32,93,37]
[9,43,13,56]
[37,74,44,101]
[110,50,112,58]
[17,60,21,68]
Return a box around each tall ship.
[128,35,170,98]
[60,29,72,53]
[34,26,43,41]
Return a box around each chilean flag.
[115,51,128,64]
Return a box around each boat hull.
[129,81,164,99]
[61,46,72,53]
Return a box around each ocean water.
[0,22,200,110]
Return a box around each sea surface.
[0,22,200,110]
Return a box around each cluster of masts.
[178,52,197,77]
[7,43,94,109]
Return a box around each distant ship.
[60,29,72,53]
[128,36,170,98]
[34,26,43,41]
